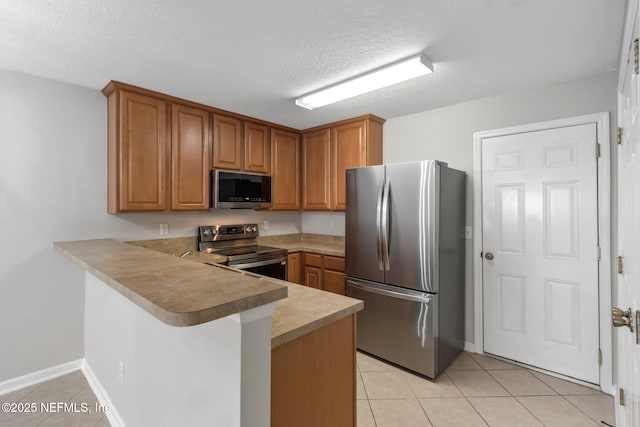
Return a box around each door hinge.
[635,38,639,75]
[596,143,601,158]
[597,246,601,261]
[620,388,626,406]
[597,349,602,365]
[618,127,623,145]
[617,256,624,274]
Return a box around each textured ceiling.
[0,0,626,129]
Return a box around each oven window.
[242,261,287,280]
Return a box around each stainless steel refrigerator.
[345,160,466,378]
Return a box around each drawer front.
[304,252,323,268]
[323,270,345,295]
[323,255,345,272]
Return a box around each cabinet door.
[331,120,367,211]
[304,252,323,268]
[271,129,301,210]
[302,129,331,210]
[323,269,346,295]
[244,122,271,174]
[304,266,323,289]
[118,91,168,211]
[171,104,211,210]
[323,255,345,273]
[213,114,243,170]
[287,252,302,284]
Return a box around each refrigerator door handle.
[375,178,385,270]
[381,177,391,271]
[347,280,432,304]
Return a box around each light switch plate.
[160,224,169,235]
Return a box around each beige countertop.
[54,239,287,327]
[54,238,362,348]
[259,234,345,257]
[266,241,345,257]
[265,277,362,348]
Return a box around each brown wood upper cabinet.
[171,104,211,211]
[302,115,384,211]
[271,129,301,210]
[244,122,271,174]
[104,83,211,213]
[213,114,243,170]
[302,129,331,210]
[213,115,272,174]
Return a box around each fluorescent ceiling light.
[295,53,433,110]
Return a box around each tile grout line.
[558,394,606,425]
[479,361,548,427]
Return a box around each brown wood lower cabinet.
[287,252,302,284]
[323,269,346,295]
[299,252,346,295]
[272,314,356,427]
[304,266,323,289]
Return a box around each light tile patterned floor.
[0,353,616,427]
[0,371,110,427]
[357,350,615,427]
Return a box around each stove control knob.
[203,229,211,235]
[251,226,257,232]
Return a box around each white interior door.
[616,4,640,424]
[481,124,600,384]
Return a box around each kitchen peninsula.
[54,239,362,427]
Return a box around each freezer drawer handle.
[348,281,432,304]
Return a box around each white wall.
[85,272,274,427]
[300,211,345,236]
[0,70,300,382]
[383,71,618,344]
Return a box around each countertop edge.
[53,241,288,327]
[270,300,363,348]
[266,242,345,257]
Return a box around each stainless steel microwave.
[211,170,272,209]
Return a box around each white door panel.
[482,124,600,384]
[616,3,640,424]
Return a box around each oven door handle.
[229,256,287,270]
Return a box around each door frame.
[472,112,612,394]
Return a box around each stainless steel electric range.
[198,224,288,280]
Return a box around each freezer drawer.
[346,278,438,378]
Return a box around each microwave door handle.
[375,177,385,271]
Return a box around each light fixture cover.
[295,53,433,110]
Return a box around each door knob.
[485,252,494,260]
[612,307,634,332]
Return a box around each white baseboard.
[0,359,83,396]
[464,341,476,353]
[81,360,125,427]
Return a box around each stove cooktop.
[210,245,286,261]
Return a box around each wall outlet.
[329,220,335,230]
[263,220,270,230]
[118,360,125,384]
[464,226,472,240]
[159,224,169,235]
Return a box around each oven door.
[229,256,287,280]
